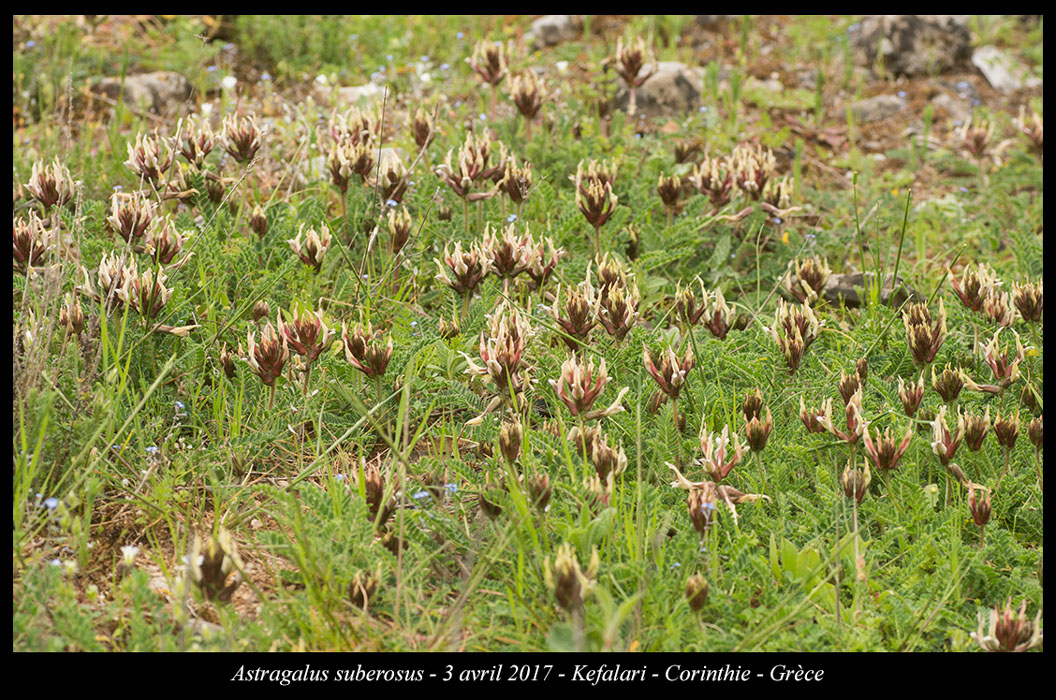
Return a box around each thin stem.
[754,451,769,495]
[994,448,1012,493]
[852,496,860,622]
[572,605,585,653]
[672,397,681,468]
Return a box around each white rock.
[972,45,1041,93]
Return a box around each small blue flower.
[50,559,61,567]
[897,90,907,98]
[223,42,235,51]
[26,40,36,48]
[847,23,861,33]
[111,444,120,450]
[971,99,980,107]
[44,497,59,510]
[386,54,394,61]
[335,473,347,482]
[146,445,159,455]
[956,81,970,91]
[377,65,386,73]
[175,401,185,410]
[771,217,783,225]
[507,214,518,223]
[698,106,708,113]
[703,502,716,512]
[207,65,217,73]
[456,31,464,39]
[113,185,123,191]
[454,100,462,107]
[261,72,272,81]
[440,63,451,71]
[410,321,418,327]
[670,562,681,569]
[445,483,459,493]
[959,187,969,193]
[479,113,487,121]
[386,199,398,207]
[421,55,430,63]
[370,72,382,81]
[413,490,430,500]
[361,274,369,280]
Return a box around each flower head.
[903,299,947,366]
[220,114,263,163]
[509,71,544,119]
[26,158,76,210]
[288,222,332,272]
[930,405,964,466]
[840,459,871,503]
[950,263,998,313]
[971,599,1043,652]
[278,304,333,364]
[343,321,393,379]
[963,406,991,451]
[898,372,926,417]
[551,280,599,351]
[1011,280,1043,324]
[643,343,693,400]
[614,36,655,88]
[124,132,173,185]
[247,322,289,387]
[862,424,912,472]
[13,211,52,271]
[471,39,507,86]
[549,355,628,421]
[188,529,243,602]
[783,256,832,305]
[979,328,1025,389]
[435,240,489,295]
[699,425,747,482]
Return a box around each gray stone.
[853,15,972,77]
[615,62,701,118]
[93,71,191,116]
[972,45,1041,93]
[695,15,741,28]
[846,95,906,123]
[527,15,581,48]
[312,83,384,108]
[823,272,921,309]
[930,92,971,123]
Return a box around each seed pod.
[685,573,708,612]
[252,300,270,323]
[58,293,85,335]
[497,420,522,464]
[544,542,599,612]
[219,345,237,379]
[249,204,268,239]
[1028,415,1043,451]
[348,568,380,611]
[968,483,992,527]
[528,473,551,511]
